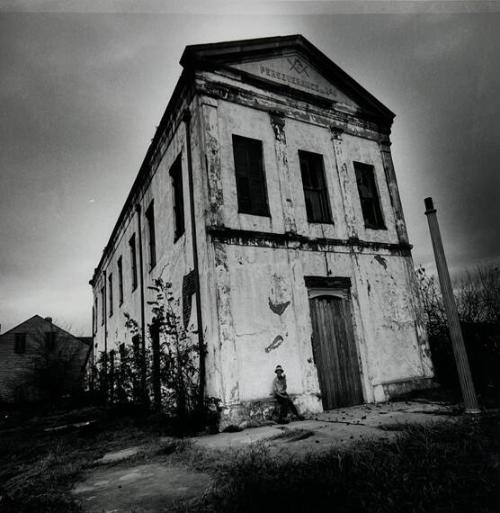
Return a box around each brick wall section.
[0,315,90,403]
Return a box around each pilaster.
[330,127,358,239]
[270,112,296,234]
[379,139,409,245]
[201,97,224,227]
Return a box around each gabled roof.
[181,34,394,122]
[0,315,85,343]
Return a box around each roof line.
[0,315,83,342]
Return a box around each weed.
[181,416,499,513]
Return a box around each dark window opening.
[45,332,56,351]
[93,297,98,334]
[298,150,332,223]
[129,234,138,291]
[170,156,185,241]
[100,286,105,324]
[354,162,385,229]
[108,273,113,317]
[232,135,269,216]
[117,256,124,305]
[15,333,26,354]
[119,343,126,358]
[146,201,156,269]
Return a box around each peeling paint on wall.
[268,298,290,316]
[374,254,388,270]
[265,335,284,353]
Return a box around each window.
[232,135,269,216]
[45,332,56,351]
[353,162,385,229]
[170,156,185,240]
[129,234,138,291]
[117,256,124,305]
[108,273,113,317]
[298,150,332,223]
[14,333,26,354]
[146,201,156,269]
[100,286,105,324]
[93,297,98,334]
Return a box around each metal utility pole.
[424,197,480,414]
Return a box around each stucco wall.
[209,242,432,417]
[200,89,433,422]
[92,111,197,356]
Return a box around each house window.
[14,333,26,354]
[45,332,56,351]
[117,256,124,305]
[100,286,105,324]
[170,156,185,241]
[298,150,332,223]
[108,273,113,317]
[146,201,156,269]
[353,162,385,229]
[129,234,138,291]
[93,297,98,334]
[232,135,269,216]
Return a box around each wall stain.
[265,335,284,353]
[268,298,290,316]
[374,254,388,270]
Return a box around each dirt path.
[72,400,458,512]
[73,461,211,513]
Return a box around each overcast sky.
[0,1,498,334]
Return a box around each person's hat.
[275,365,284,373]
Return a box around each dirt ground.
[71,400,459,512]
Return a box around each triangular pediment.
[229,51,358,109]
[181,35,394,122]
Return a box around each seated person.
[272,364,304,423]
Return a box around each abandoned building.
[90,34,434,424]
[0,315,91,403]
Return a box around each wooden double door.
[309,293,364,410]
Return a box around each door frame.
[305,276,366,408]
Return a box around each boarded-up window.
[232,135,269,216]
[117,256,124,305]
[108,273,113,317]
[14,333,26,354]
[129,234,138,291]
[299,150,332,223]
[354,162,385,229]
[146,201,156,269]
[170,156,185,241]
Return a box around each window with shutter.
[129,234,138,291]
[170,156,185,241]
[298,150,332,223]
[146,201,156,269]
[353,162,385,229]
[232,135,269,216]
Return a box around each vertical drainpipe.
[135,203,147,403]
[183,108,206,412]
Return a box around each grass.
[0,405,498,513]
[0,406,179,513]
[180,414,499,513]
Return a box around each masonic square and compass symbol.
[287,57,309,77]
